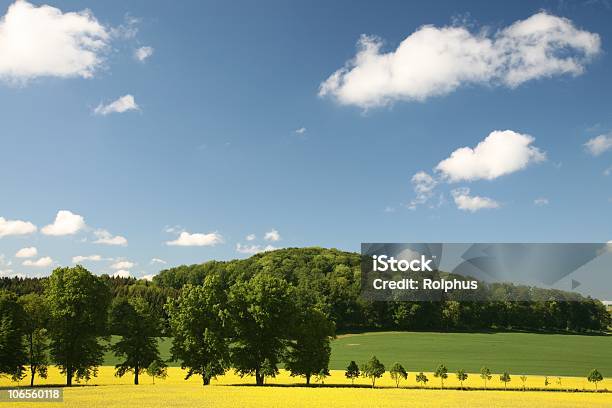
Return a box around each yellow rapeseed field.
[1,367,610,408]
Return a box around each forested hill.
[152,247,610,333]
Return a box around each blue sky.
[0,0,610,280]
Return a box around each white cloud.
[15,246,37,258]
[111,260,134,270]
[110,15,139,40]
[23,256,53,267]
[94,94,139,115]
[111,269,131,278]
[295,127,307,134]
[264,229,281,242]
[246,234,256,241]
[134,46,153,62]
[436,130,545,182]
[408,171,438,209]
[0,216,37,237]
[451,188,500,212]
[166,231,224,247]
[584,134,612,156]
[150,258,166,265]
[236,243,277,255]
[319,12,600,108]
[93,229,128,246]
[41,210,85,236]
[0,0,109,83]
[140,274,155,281]
[534,197,549,206]
[72,254,102,263]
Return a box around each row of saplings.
[342,357,605,391]
[0,266,336,386]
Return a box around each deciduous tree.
[110,297,160,385]
[588,369,603,391]
[345,361,360,385]
[434,364,448,388]
[456,368,468,389]
[480,366,492,389]
[389,362,407,388]
[361,356,385,388]
[229,274,297,386]
[167,274,231,385]
[285,307,334,385]
[19,293,49,386]
[0,290,26,381]
[45,266,110,386]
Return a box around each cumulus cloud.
[0,0,109,83]
[236,243,277,255]
[15,246,37,258]
[140,274,155,281]
[134,45,153,62]
[166,231,224,247]
[436,130,545,182]
[264,229,281,242]
[408,130,543,209]
[534,197,549,206]
[94,94,139,115]
[0,216,37,237]
[41,210,85,236]
[111,269,130,278]
[584,134,612,156]
[246,234,256,241]
[295,127,307,134]
[150,258,166,265]
[451,188,500,212]
[93,229,128,246]
[111,260,134,270]
[319,12,600,108]
[23,256,53,267]
[72,254,103,263]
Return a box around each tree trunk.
[134,364,139,385]
[306,374,310,385]
[67,366,73,387]
[203,376,210,386]
[30,366,35,387]
[255,368,264,386]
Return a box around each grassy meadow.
[330,331,612,376]
[103,331,612,377]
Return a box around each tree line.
[0,265,334,386]
[1,248,609,334]
[344,357,605,391]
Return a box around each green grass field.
[330,331,612,376]
[103,331,611,377]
